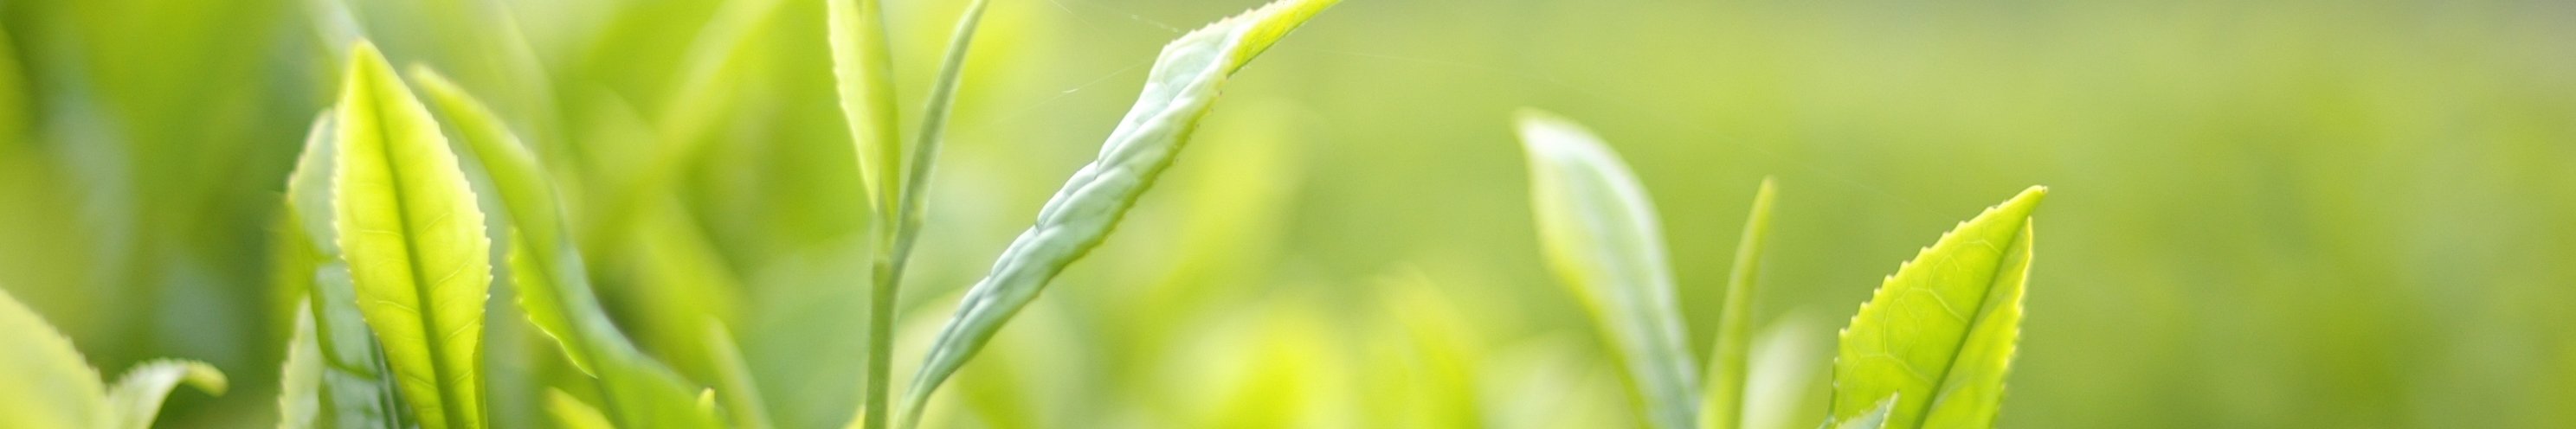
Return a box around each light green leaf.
[895,1,1342,426]
[1828,187,2044,429]
[705,319,776,429]
[0,286,107,429]
[826,0,902,214]
[281,111,410,429]
[0,20,28,146]
[1513,109,1699,429]
[1823,396,1897,429]
[1702,178,1777,429]
[409,67,724,429]
[331,41,492,429]
[545,389,616,429]
[103,360,228,429]
[279,304,323,429]
[406,68,589,375]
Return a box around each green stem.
[1698,178,1775,429]
[865,1,996,428]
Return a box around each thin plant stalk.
[862,1,998,428]
[1698,178,1775,429]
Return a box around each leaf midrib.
[1908,228,2024,426]
[360,77,472,429]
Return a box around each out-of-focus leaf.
[1513,110,1699,429]
[282,110,409,429]
[545,389,616,429]
[1743,317,1822,429]
[583,0,791,256]
[0,286,107,428]
[621,201,746,376]
[0,21,27,145]
[1370,272,1482,428]
[278,304,323,429]
[409,67,724,429]
[1702,178,1777,429]
[897,0,1343,426]
[1829,187,2044,429]
[825,0,902,214]
[103,360,227,429]
[705,319,776,429]
[330,41,492,429]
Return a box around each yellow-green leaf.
[1513,109,1698,429]
[1824,395,1897,429]
[103,360,227,429]
[1828,187,2044,429]
[897,1,1342,426]
[405,69,588,375]
[0,285,106,428]
[545,389,617,429]
[705,319,775,429]
[826,0,902,214]
[331,41,492,429]
[1701,178,1776,429]
[280,111,410,429]
[409,67,724,429]
[278,304,321,429]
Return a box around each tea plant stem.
[864,1,996,429]
[1698,178,1774,429]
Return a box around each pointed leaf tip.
[1829,187,2044,428]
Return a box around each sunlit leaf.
[0,286,107,428]
[330,41,492,429]
[1823,396,1897,429]
[545,389,616,429]
[897,0,1343,426]
[280,110,411,429]
[826,0,902,214]
[279,304,323,429]
[103,360,227,429]
[1702,178,1777,429]
[409,67,724,429]
[704,319,776,429]
[1828,187,2044,429]
[1513,109,1699,429]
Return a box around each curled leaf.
[897,0,1343,426]
[104,360,228,429]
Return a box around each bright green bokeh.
[1,0,2569,427]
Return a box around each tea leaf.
[409,68,724,429]
[104,360,227,429]
[1828,187,2043,429]
[826,0,902,214]
[545,389,616,429]
[278,304,322,429]
[1823,396,1897,429]
[704,319,775,429]
[281,111,411,429]
[897,0,1342,426]
[0,286,106,428]
[1701,178,1776,429]
[1514,110,1700,429]
[330,41,492,429]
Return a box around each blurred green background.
[2,0,2572,426]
